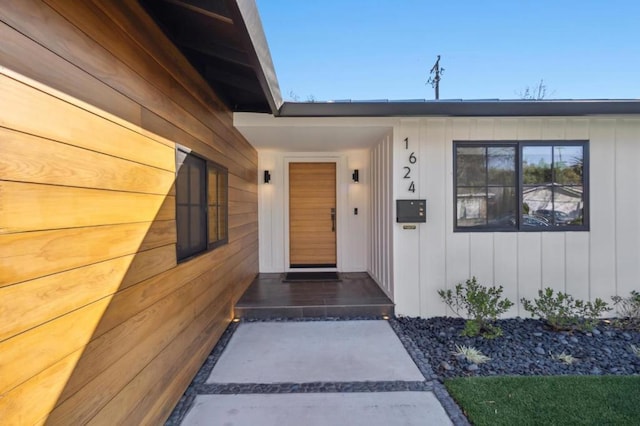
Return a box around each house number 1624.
[403,137,417,193]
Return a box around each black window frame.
[453,140,589,232]
[175,146,228,262]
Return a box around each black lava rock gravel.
[395,316,640,379]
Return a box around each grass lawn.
[445,375,640,426]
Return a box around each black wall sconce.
[263,170,271,184]
[352,169,359,183]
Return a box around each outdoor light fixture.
[352,169,359,183]
[263,170,271,184]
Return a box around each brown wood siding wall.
[0,1,258,424]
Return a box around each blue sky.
[255,1,639,101]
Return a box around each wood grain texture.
[0,73,174,171]
[229,173,258,193]
[89,239,244,339]
[229,187,259,203]
[0,21,142,126]
[229,212,259,229]
[231,251,260,304]
[289,163,337,265]
[0,221,176,287]
[91,0,233,121]
[88,287,233,425]
[49,0,257,168]
[1,181,174,234]
[46,285,198,425]
[49,242,257,423]
[3,0,258,170]
[74,0,257,165]
[0,245,175,342]
[0,1,206,147]
[229,222,258,243]
[139,107,256,181]
[0,2,258,424]
[0,298,111,395]
[139,298,232,425]
[0,127,175,194]
[0,347,84,426]
[229,201,259,216]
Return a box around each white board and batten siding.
[369,132,394,298]
[393,117,640,318]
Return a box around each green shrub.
[611,291,640,331]
[438,277,513,338]
[521,288,611,332]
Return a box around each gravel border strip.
[389,318,471,426]
[166,317,467,426]
[195,380,433,394]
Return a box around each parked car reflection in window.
[521,214,550,227]
[533,209,573,225]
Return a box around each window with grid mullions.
[176,147,228,261]
[454,141,588,232]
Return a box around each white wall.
[258,150,370,272]
[393,117,640,317]
[368,132,394,298]
[253,116,639,318]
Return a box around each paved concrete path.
[170,320,464,426]
[207,321,424,383]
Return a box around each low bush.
[438,277,513,338]
[521,288,611,332]
[611,290,640,331]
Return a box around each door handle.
[331,208,336,232]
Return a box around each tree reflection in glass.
[523,145,584,226]
[456,146,516,228]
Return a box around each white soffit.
[234,113,395,151]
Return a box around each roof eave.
[278,100,640,118]
[228,0,283,114]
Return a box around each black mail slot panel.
[396,199,426,223]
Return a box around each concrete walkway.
[167,320,468,425]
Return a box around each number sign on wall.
[402,137,417,193]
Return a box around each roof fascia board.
[279,101,640,118]
[227,0,283,114]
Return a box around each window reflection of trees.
[455,142,587,230]
[456,145,517,228]
[523,145,584,226]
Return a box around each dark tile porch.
[234,272,394,319]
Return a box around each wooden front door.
[289,162,337,267]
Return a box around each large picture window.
[454,141,588,231]
[176,147,228,261]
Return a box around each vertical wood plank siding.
[0,1,258,424]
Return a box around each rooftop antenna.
[427,55,444,100]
